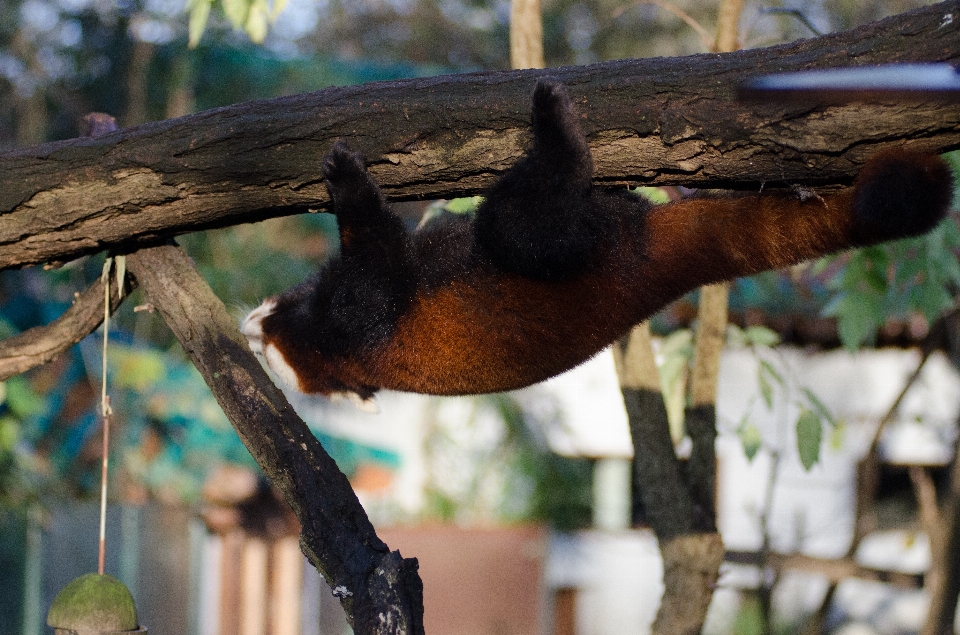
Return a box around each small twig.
[908,465,943,548]
[759,7,824,37]
[0,277,136,381]
[97,258,115,577]
[867,347,933,457]
[98,396,110,575]
[612,0,715,51]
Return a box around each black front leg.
[311,141,418,356]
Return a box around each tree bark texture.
[3,2,960,271]
[124,243,424,635]
[654,533,725,635]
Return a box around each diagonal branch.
[2,1,960,271]
[125,243,424,635]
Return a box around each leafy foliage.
[188,0,289,46]
[727,324,839,471]
[824,153,960,349]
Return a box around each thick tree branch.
[0,276,136,381]
[2,2,960,271]
[125,243,424,635]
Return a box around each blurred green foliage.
[824,152,960,350]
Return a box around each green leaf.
[222,0,249,28]
[759,360,784,387]
[914,281,953,323]
[726,324,747,349]
[758,372,773,410]
[744,325,781,348]
[188,0,213,48]
[738,420,762,462]
[933,246,960,287]
[445,196,484,214]
[832,291,882,350]
[271,0,290,20]
[828,421,846,451]
[801,388,837,428]
[631,186,670,205]
[245,0,270,43]
[796,408,823,471]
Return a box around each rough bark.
[685,282,729,532]
[3,2,960,271]
[125,243,424,635]
[654,534,725,635]
[920,310,960,635]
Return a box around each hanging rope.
[97,256,124,575]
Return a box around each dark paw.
[322,140,367,184]
[532,79,572,128]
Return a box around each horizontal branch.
[0,276,135,381]
[725,549,924,589]
[2,2,960,271]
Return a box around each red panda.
[242,79,953,410]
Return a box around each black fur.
[473,80,634,280]
[288,141,419,357]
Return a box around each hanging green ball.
[47,573,139,633]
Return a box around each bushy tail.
[638,149,955,300]
[851,149,954,246]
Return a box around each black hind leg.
[474,79,608,280]
[311,141,417,355]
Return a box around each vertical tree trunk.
[713,0,743,52]
[616,323,695,537]
[921,449,960,635]
[124,39,154,127]
[165,53,196,120]
[920,312,960,635]
[616,323,726,635]
[11,31,47,146]
[510,0,544,70]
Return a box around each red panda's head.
[241,299,380,413]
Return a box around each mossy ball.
[47,573,139,633]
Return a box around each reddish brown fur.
[276,188,882,396]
